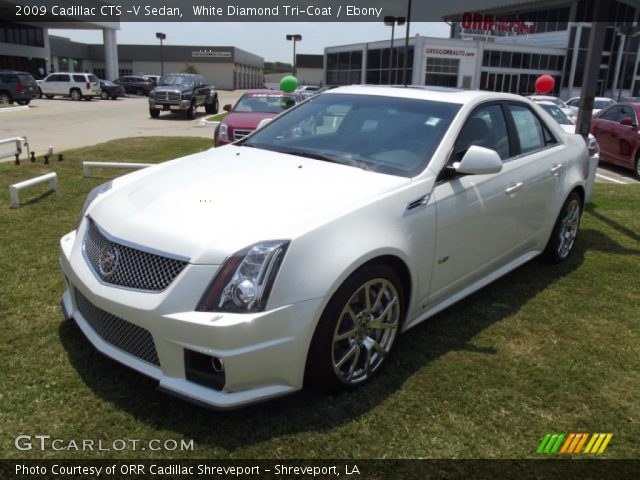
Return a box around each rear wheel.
[37,87,43,99]
[70,89,82,101]
[16,99,30,106]
[149,108,160,118]
[306,263,405,392]
[542,191,583,263]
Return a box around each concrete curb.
[0,105,29,113]
[199,119,220,127]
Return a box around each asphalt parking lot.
[0,91,243,158]
[0,93,638,184]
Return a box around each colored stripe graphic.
[538,433,613,454]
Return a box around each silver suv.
[40,73,101,100]
[0,70,38,105]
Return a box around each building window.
[325,49,364,85]
[425,57,459,87]
[0,22,44,47]
[93,68,105,79]
[364,46,414,85]
[118,69,133,77]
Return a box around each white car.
[59,86,589,409]
[528,95,576,122]
[39,72,101,100]
[295,85,320,99]
[565,96,616,117]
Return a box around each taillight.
[86,82,90,90]
[17,80,23,93]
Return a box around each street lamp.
[155,32,166,77]
[402,0,413,86]
[286,34,302,76]
[616,25,640,102]
[384,16,405,85]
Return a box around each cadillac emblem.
[98,246,120,277]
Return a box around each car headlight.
[588,136,600,157]
[196,240,290,313]
[218,122,228,142]
[78,181,112,227]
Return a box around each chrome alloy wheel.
[331,278,400,385]
[557,197,581,259]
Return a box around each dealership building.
[325,0,640,99]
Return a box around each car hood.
[154,85,192,92]
[88,146,410,264]
[224,112,280,130]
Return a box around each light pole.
[155,32,166,77]
[384,16,405,85]
[616,25,640,102]
[286,34,302,76]
[402,0,413,86]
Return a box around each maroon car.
[590,102,640,177]
[214,90,302,146]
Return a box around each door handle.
[550,164,565,176]
[505,182,524,195]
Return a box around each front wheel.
[306,263,405,392]
[100,90,109,100]
[37,88,43,99]
[205,96,219,114]
[149,108,160,118]
[0,92,13,104]
[542,192,583,263]
[186,101,196,119]
[635,152,640,179]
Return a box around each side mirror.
[620,117,637,128]
[454,145,502,175]
[223,104,232,112]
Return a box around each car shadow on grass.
[58,240,588,452]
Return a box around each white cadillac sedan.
[59,86,589,409]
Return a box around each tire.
[100,90,109,100]
[17,99,30,106]
[37,88,43,99]
[83,96,92,101]
[635,152,640,179]
[149,108,160,118]
[110,96,117,100]
[136,88,143,96]
[305,263,405,392]
[70,89,82,101]
[542,191,583,263]
[205,96,219,114]
[186,101,196,119]
[45,94,54,99]
[0,92,13,104]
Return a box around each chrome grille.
[74,289,160,366]
[233,129,253,141]
[154,91,181,101]
[83,220,187,291]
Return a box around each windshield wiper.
[280,149,374,171]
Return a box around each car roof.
[243,89,302,96]
[327,85,529,105]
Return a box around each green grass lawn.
[1,138,639,459]
[205,112,227,122]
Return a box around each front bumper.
[149,98,191,111]
[59,227,322,409]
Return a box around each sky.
[50,22,451,63]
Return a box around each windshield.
[233,93,301,113]
[159,75,194,87]
[539,103,573,125]
[242,93,461,177]
[594,99,616,109]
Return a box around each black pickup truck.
[148,73,219,119]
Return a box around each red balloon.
[535,75,555,94]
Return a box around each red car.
[590,102,640,178]
[214,90,302,146]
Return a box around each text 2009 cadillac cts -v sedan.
[59,86,589,409]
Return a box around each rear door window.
[508,104,556,154]
[73,75,85,82]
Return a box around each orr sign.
[461,12,534,34]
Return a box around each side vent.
[404,194,430,215]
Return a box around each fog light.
[211,356,225,373]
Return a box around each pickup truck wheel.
[205,96,219,114]
[186,101,196,119]
[70,89,82,101]
[149,108,160,118]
